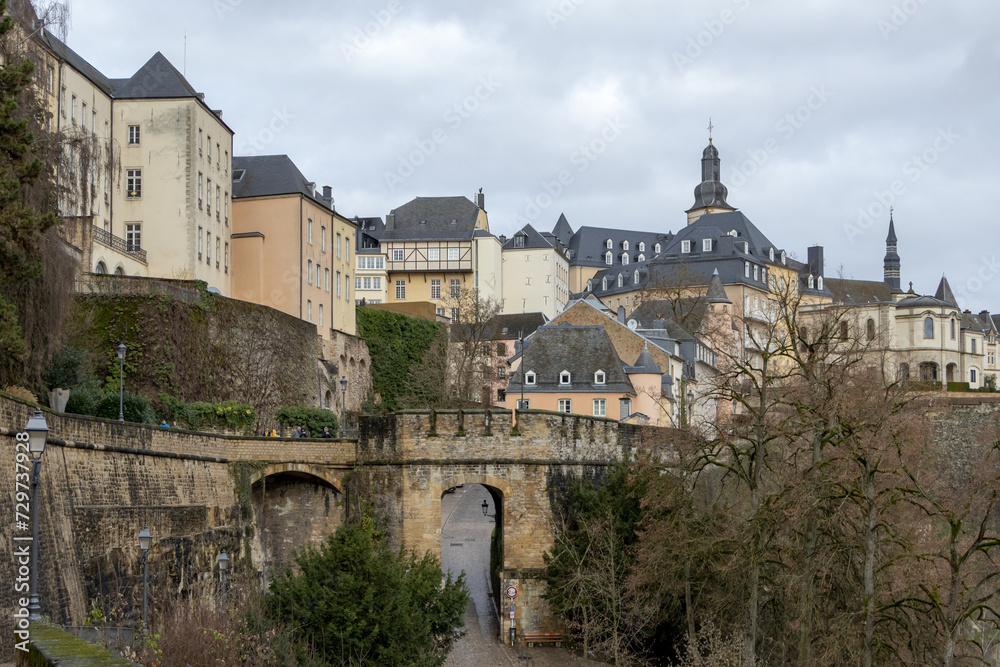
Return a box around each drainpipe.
[299,196,303,318]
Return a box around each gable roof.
[111,52,200,99]
[659,210,781,265]
[552,213,574,247]
[507,324,634,395]
[383,196,485,241]
[451,312,548,342]
[504,223,554,250]
[41,29,115,95]
[825,278,899,305]
[231,155,335,211]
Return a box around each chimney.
[476,188,485,210]
[385,213,395,230]
[322,185,332,200]
[807,245,824,277]
[499,235,506,245]
[306,181,316,197]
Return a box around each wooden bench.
[523,632,563,647]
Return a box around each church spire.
[883,209,900,290]
[686,124,735,225]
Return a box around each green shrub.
[95,390,156,424]
[156,394,255,432]
[947,382,971,392]
[43,345,86,391]
[65,386,99,416]
[274,405,339,437]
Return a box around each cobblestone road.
[441,485,605,667]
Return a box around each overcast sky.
[59,0,1000,311]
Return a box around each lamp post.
[686,390,694,429]
[217,551,229,614]
[339,376,348,438]
[25,408,48,623]
[116,342,126,422]
[138,525,152,633]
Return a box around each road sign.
[509,608,515,619]
[505,585,518,598]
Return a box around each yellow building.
[230,155,357,337]
[381,193,502,320]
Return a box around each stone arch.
[437,473,512,500]
[250,462,342,491]
[324,390,334,409]
[946,363,957,384]
[95,261,107,274]
[113,264,125,276]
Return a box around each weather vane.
[708,117,714,142]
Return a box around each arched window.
[780,250,787,265]
[95,261,107,274]
[769,247,775,262]
[866,318,875,341]
[587,279,593,292]
[924,317,934,339]
[605,251,612,265]
[621,253,629,265]
[113,266,125,276]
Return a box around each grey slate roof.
[383,196,484,241]
[706,269,730,303]
[111,52,200,99]
[451,312,547,342]
[825,278,899,305]
[961,311,991,335]
[562,224,671,268]
[934,276,959,308]
[41,30,115,95]
[895,294,955,310]
[231,155,336,212]
[624,346,661,375]
[628,300,702,338]
[552,213,574,248]
[503,223,554,251]
[506,324,634,395]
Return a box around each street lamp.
[339,376,348,438]
[217,551,229,613]
[138,525,152,633]
[685,389,694,428]
[25,408,48,623]
[482,499,489,516]
[116,342,126,422]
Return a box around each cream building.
[500,223,569,320]
[353,217,389,305]
[381,192,502,321]
[230,154,357,337]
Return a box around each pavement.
[441,485,606,667]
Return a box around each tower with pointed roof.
[685,129,736,225]
[883,212,900,290]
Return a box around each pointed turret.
[934,275,958,308]
[883,211,900,290]
[628,345,662,375]
[552,213,573,248]
[706,268,731,303]
[685,132,735,225]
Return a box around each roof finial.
[890,206,893,222]
[707,117,714,144]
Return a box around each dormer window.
[808,274,815,289]
[633,270,639,285]
[623,240,629,251]
[729,229,738,237]
[602,277,608,290]
[753,265,759,281]
[594,370,606,385]
[637,253,645,262]
[618,274,624,288]
[514,234,525,248]
[681,240,691,253]
[654,243,661,253]
[559,370,571,385]
[638,242,645,252]
[621,253,629,265]
[817,276,823,290]
[606,239,613,250]
[587,279,593,291]
[743,241,749,253]
[605,251,613,265]
[744,262,750,278]
[769,247,775,262]
[703,238,712,252]
[525,371,536,385]
[781,250,787,265]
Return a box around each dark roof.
[706,269,730,303]
[451,312,547,342]
[934,276,959,308]
[111,52,199,99]
[895,294,955,310]
[552,213,574,247]
[383,196,484,241]
[41,30,115,95]
[507,324,634,395]
[354,217,384,236]
[231,155,336,211]
[624,347,661,375]
[660,211,780,265]
[564,225,671,268]
[503,223,554,251]
[825,278,899,305]
[628,300,702,338]
[688,141,734,212]
[961,311,991,334]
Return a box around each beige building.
[353,217,389,305]
[231,154,357,337]
[381,193,502,320]
[500,223,569,320]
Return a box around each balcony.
[93,225,147,263]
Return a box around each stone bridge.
[0,395,657,657]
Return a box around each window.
[207,136,211,162]
[620,398,632,418]
[593,398,606,417]
[428,247,440,261]
[128,125,140,145]
[373,277,381,290]
[867,318,875,341]
[430,279,441,299]
[525,371,536,385]
[306,300,312,321]
[558,399,572,413]
[125,223,141,250]
[623,240,629,251]
[559,371,571,385]
[808,275,815,289]
[497,367,507,379]
[224,151,228,173]
[320,228,327,252]
[46,66,53,93]
[606,239,613,249]
[224,242,229,272]
[605,251,613,265]
[359,256,386,270]
[318,304,324,327]
[224,194,229,224]
[345,241,350,263]
[356,277,363,290]
[198,173,203,207]
[781,250,787,265]
[681,240,691,253]
[198,226,203,258]
[395,280,406,299]
[951,319,956,340]
[639,242,645,252]
[839,321,849,338]
[514,234,525,248]
[447,247,460,261]
[703,238,712,252]
[307,260,313,284]
[215,186,220,218]
[215,143,220,166]
[753,265,759,281]
[71,94,76,123]
[392,249,405,262]
[206,232,211,264]
[817,276,823,290]
[198,129,203,155]
[59,86,65,116]
[769,247,775,261]
[594,370,606,384]
[451,308,459,323]
[496,343,506,356]
[924,317,934,339]
[602,277,608,290]
[638,253,645,262]
[971,369,977,383]
[450,278,461,299]
[216,238,220,268]
[325,268,330,291]
[206,179,212,214]
[621,253,629,265]
[654,243,661,253]
[126,169,141,198]
[336,233,341,257]
[336,271,342,297]
[745,262,751,278]
[634,270,639,285]
[972,339,977,354]
[307,219,313,244]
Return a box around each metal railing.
[93,225,147,263]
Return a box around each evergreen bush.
[274,405,338,437]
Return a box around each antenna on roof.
[183,30,187,76]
